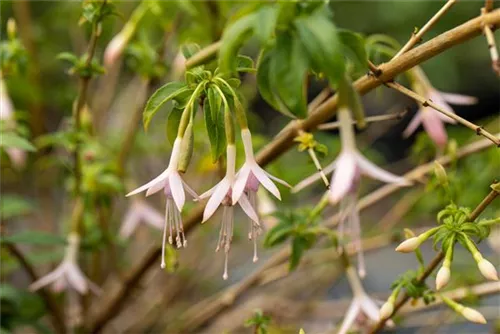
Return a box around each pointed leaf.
[219,14,256,74]
[166,107,183,145]
[143,82,189,131]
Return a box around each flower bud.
[461,307,487,324]
[436,266,450,290]
[104,33,128,67]
[395,237,420,253]
[177,123,194,173]
[7,18,17,40]
[477,258,499,281]
[433,161,448,186]
[379,300,394,320]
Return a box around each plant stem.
[481,6,500,76]
[385,81,500,146]
[185,41,222,69]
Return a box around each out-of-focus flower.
[200,144,260,279]
[403,67,477,148]
[1,77,26,169]
[119,199,164,239]
[127,137,198,268]
[257,188,278,229]
[30,234,99,295]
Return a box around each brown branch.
[386,81,500,146]
[317,110,407,130]
[393,0,457,58]
[185,40,222,69]
[370,185,500,333]
[85,10,500,332]
[3,243,66,333]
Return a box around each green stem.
[214,77,248,129]
[177,82,205,138]
[213,84,235,144]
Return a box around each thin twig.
[370,186,500,333]
[481,7,500,76]
[385,81,500,146]
[318,110,407,130]
[3,243,66,333]
[185,40,222,69]
[85,11,500,332]
[393,0,457,59]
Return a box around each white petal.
[29,265,64,292]
[198,184,218,200]
[169,173,185,211]
[355,152,411,186]
[439,91,477,105]
[361,295,382,322]
[403,112,422,138]
[126,168,170,197]
[182,180,199,199]
[145,179,165,197]
[337,300,361,334]
[232,165,251,205]
[118,210,140,239]
[238,193,260,224]
[65,263,88,294]
[329,152,357,203]
[202,179,231,223]
[252,165,281,200]
[292,159,336,193]
[264,170,292,188]
[137,202,164,229]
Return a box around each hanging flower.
[403,67,477,148]
[200,144,260,279]
[118,199,164,239]
[29,234,100,295]
[337,265,394,334]
[126,137,198,268]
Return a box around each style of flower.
[403,67,477,148]
[126,137,198,268]
[232,129,290,262]
[119,199,164,239]
[337,266,394,334]
[200,144,260,279]
[29,234,100,295]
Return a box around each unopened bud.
[7,18,17,40]
[436,266,450,290]
[462,307,487,324]
[491,182,500,194]
[177,123,194,173]
[395,237,420,253]
[477,258,499,281]
[379,300,394,320]
[433,161,448,186]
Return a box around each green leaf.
[0,195,33,220]
[256,50,281,111]
[1,133,36,152]
[166,107,183,145]
[235,55,255,73]
[253,6,278,45]
[295,12,344,84]
[264,224,294,247]
[204,87,226,162]
[290,237,307,271]
[338,29,368,73]
[270,32,309,118]
[56,52,79,64]
[143,82,189,131]
[2,231,66,246]
[181,43,201,60]
[219,13,256,74]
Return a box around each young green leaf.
[219,13,256,74]
[338,30,368,74]
[253,6,278,45]
[1,133,36,152]
[166,107,183,145]
[235,55,255,73]
[143,82,189,131]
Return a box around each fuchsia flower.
[403,68,477,148]
[119,199,164,239]
[337,266,394,334]
[1,78,26,168]
[200,144,260,279]
[29,234,99,295]
[127,137,198,268]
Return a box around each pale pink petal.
[202,179,231,223]
[29,266,64,292]
[126,169,170,197]
[439,91,477,105]
[252,165,281,200]
[337,300,361,334]
[403,112,422,138]
[361,295,382,322]
[182,180,199,199]
[238,193,260,224]
[264,171,292,188]
[198,184,218,200]
[355,153,410,185]
[329,152,357,204]
[52,276,67,293]
[66,263,88,294]
[145,179,166,197]
[137,202,164,229]
[232,165,251,205]
[292,159,336,193]
[119,210,140,239]
[421,110,448,148]
[169,173,185,211]
[428,91,456,115]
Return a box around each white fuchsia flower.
[126,137,198,268]
[29,234,99,295]
[403,67,477,148]
[119,199,164,239]
[200,144,260,279]
[232,129,290,261]
[337,266,394,334]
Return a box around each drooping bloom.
[127,137,198,268]
[119,199,164,239]
[337,266,394,334]
[232,129,290,262]
[403,67,477,148]
[200,144,260,279]
[30,234,99,295]
[1,78,26,168]
[294,108,410,277]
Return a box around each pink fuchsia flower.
[118,199,164,239]
[126,137,198,268]
[403,67,477,148]
[337,266,394,334]
[29,234,100,295]
[200,144,260,279]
